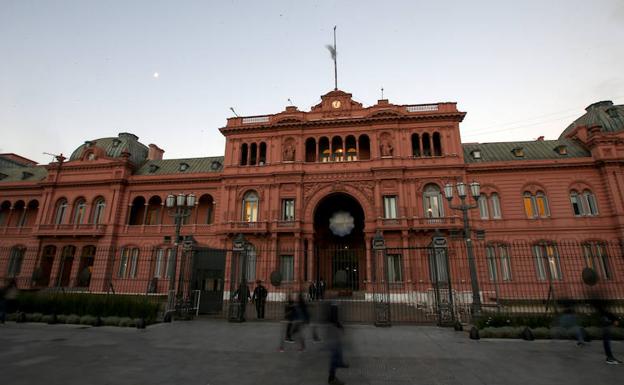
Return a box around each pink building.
[1,90,623,321]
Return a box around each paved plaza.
[1,319,622,385]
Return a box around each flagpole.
[333,26,338,90]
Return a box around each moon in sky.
[153,72,159,78]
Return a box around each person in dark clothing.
[279,296,296,351]
[309,281,317,301]
[327,302,348,385]
[252,280,268,319]
[233,283,251,322]
[318,278,326,300]
[593,300,622,364]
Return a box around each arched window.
[35,245,56,287]
[422,133,431,156]
[77,245,96,287]
[92,198,106,224]
[242,191,259,222]
[197,194,215,224]
[0,201,11,226]
[570,190,582,216]
[146,196,162,225]
[249,143,257,165]
[72,198,87,225]
[259,142,267,165]
[332,136,343,162]
[319,137,330,162]
[423,184,444,218]
[346,135,357,161]
[524,191,549,218]
[154,248,173,279]
[305,138,316,162]
[128,196,146,225]
[490,193,502,219]
[54,198,68,225]
[7,246,26,278]
[59,245,76,287]
[478,194,489,219]
[12,200,26,227]
[533,242,562,281]
[486,243,512,281]
[433,132,442,156]
[358,135,370,160]
[411,133,421,157]
[240,143,248,166]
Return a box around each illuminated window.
[242,191,259,222]
[533,243,562,281]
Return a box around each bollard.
[469,326,480,340]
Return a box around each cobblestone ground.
[1,319,622,385]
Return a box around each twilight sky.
[1,0,623,164]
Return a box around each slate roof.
[0,166,48,183]
[560,101,624,139]
[69,133,149,166]
[135,156,224,176]
[462,139,591,163]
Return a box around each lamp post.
[443,181,482,316]
[165,193,196,300]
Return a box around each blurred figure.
[290,293,310,351]
[279,295,296,351]
[252,280,268,319]
[327,301,348,385]
[318,278,326,300]
[0,280,18,324]
[309,280,318,301]
[558,301,585,346]
[592,299,622,364]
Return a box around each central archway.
[313,193,366,292]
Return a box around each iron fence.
[1,239,623,324]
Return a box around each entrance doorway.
[191,248,226,314]
[313,193,366,292]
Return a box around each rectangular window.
[586,193,599,216]
[129,248,139,278]
[280,255,294,282]
[281,199,295,221]
[7,248,25,277]
[524,195,535,218]
[499,245,512,281]
[478,195,489,219]
[243,201,258,222]
[165,249,174,279]
[490,193,502,219]
[536,195,549,217]
[583,243,611,280]
[244,249,257,282]
[429,248,448,283]
[387,254,403,282]
[383,196,398,219]
[570,194,583,216]
[154,249,164,278]
[118,249,129,278]
[486,246,497,281]
[534,244,562,281]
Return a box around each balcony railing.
[377,218,408,229]
[36,223,107,237]
[227,221,269,233]
[1,226,33,236]
[411,216,461,229]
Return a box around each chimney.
[148,144,164,161]
[536,136,544,141]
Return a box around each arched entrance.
[313,193,366,293]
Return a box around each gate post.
[372,231,391,326]
[228,234,248,322]
[431,234,455,326]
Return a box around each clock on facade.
[332,100,342,109]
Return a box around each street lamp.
[443,181,482,316]
[165,193,196,300]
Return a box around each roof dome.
[559,100,624,139]
[69,132,149,166]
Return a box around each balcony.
[377,217,408,230]
[226,221,269,234]
[36,223,107,237]
[1,226,33,236]
[271,220,301,232]
[410,216,462,231]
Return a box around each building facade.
[1,90,624,318]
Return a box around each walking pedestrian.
[252,280,268,319]
[593,300,622,364]
[327,302,348,385]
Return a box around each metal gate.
[191,247,226,314]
